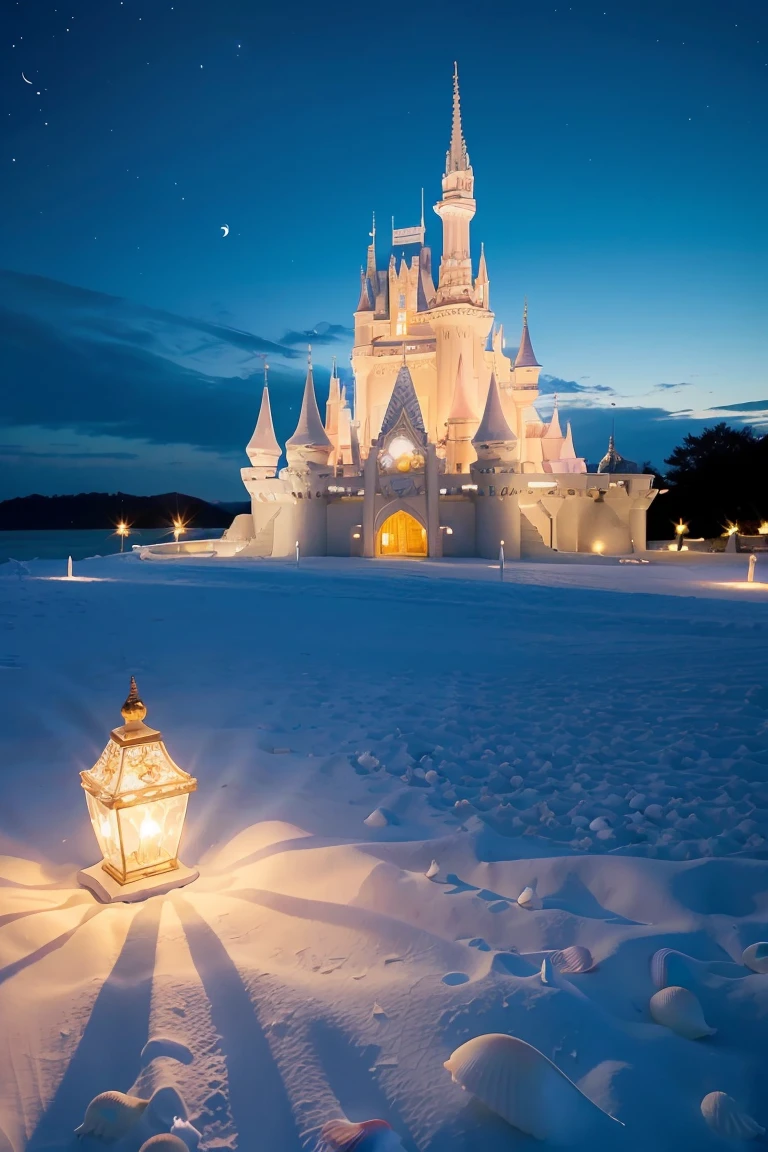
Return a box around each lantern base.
[77,860,199,904]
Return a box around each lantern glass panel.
[115,794,190,881]
[85,793,122,874]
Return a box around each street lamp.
[115,521,130,552]
[674,520,689,551]
[78,677,198,902]
[172,516,187,552]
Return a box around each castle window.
[456,463,463,473]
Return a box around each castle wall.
[438,498,475,556]
[327,499,364,556]
[475,491,522,559]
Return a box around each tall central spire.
[447,62,470,174]
[434,62,477,306]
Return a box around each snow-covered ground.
[1,553,767,1152]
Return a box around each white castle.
[227,66,657,560]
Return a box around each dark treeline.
[0,492,248,531]
[646,424,768,540]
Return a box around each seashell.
[649,986,715,1039]
[425,859,440,879]
[138,1138,189,1152]
[318,1117,404,1151]
[75,1091,149,1139]
[701,1092,765,1139]
[170,1117,201,1151]
[742,942,768,974]
[540,956,554,985]
[650,947,694,990]
[550,946,595,975]
[588,816,610,832]
[444,1034,622,1143]
[364,808,389,828]
[517,886,541,910]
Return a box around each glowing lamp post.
[77,677,199,903]
[116,521,130,552]
[675,520,689,551]
[172,517,187,552]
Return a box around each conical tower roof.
[246,384,281,463]
[472,373,516,447]
[543,398,562,439]
[446,61,470,173]
[560,421,577,460]
[514,300,540,368]
[447,355,477,422]
[379,362,426,440]
[286,351,332,452]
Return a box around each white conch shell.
[318,1117,403,1150]
[75,1091,149,1139]
[550,946,595,974]
[443,1034,622,1143]
[170,1117,201,1151]
[138,1138,189,1152]
[649,986,715,1039]
[742,942,768,974]
[700,1092,765,1139]
[426,859,440,879]
[517,886,541,910]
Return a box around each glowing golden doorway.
[377,510,427,557]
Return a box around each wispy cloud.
[280,321,354,347]
[652,382,694,392]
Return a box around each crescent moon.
[21,72,33,84]
[221,225,229,237]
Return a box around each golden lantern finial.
[121,675,147,724]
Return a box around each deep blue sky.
[1,0,766,499]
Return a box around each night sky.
[1,0,766,499]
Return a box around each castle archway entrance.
[377,510,427,557]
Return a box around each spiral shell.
[742,942,768,974]
[318,1118,403,1151]
[700,1092,765,1139]
[74,1091,149,1139]
[444,1033,622,1143]
[138,1138,189,1152]
[550,946,595,974]
[649,986,715,1039]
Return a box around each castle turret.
[286,348,333,467]
[245,373,282,479]
[434,63,476,306]
[513,299,541,391]
[472,372,517,461]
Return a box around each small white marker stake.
[295,540,300,567]
[748,553,757,583]
[499,540,505,579]
[67,555,73,579]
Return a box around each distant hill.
[0,492,248,531]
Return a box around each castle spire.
[447,61,470,173]
[514,298,541,368]
[245,372,282,476]
[544,394,562,439]
[286,345,332,465]
[447,355,477,422]
[475,241,490,309]
[472,373,516,458]
[366,211,377,280]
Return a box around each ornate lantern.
[78,677,198,900]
